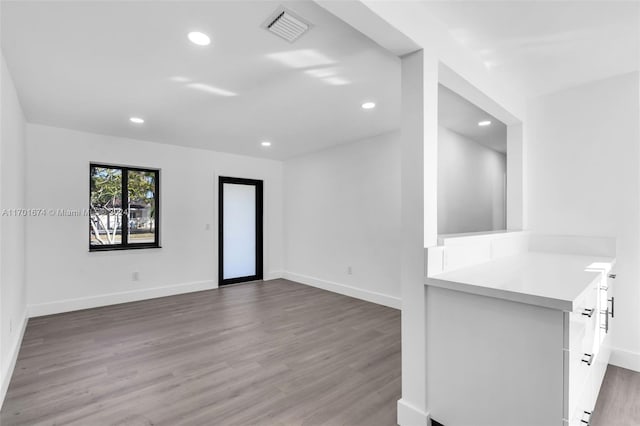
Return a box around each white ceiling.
[438,84,506,153]
[4,1,637,160]
[422,1,640,99]
[1,0,401,160]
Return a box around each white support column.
[397,49,438,426]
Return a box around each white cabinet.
[566,268,614,426]
[425,250,615,426]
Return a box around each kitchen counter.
[426,252,615,311]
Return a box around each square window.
[90,164,159,251]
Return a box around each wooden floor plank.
[0,279,401,426]
[591,364,640,426]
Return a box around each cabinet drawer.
[568,286,598,353]
[566,286,598,418]
[569,383,595,426]
[566,348,594,418]
[597,268,615,344]
[569,344,610,426]
[590,332,612,408]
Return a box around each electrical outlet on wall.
[9,320,12,334]
[347,266,353,275]
[132,271,140,281]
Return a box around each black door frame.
[218,176,264,285]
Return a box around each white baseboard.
[610,347,640,372]
[0,309,28,410]
[397,399,430,426]
[264,271,284,281]
[282,272,401,309]
[28,280,216,318]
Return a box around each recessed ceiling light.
[361,102,376,110]
[478,120,492,126]
[188,31,211,46]
[261,141,272,147]
[129,117,144,124]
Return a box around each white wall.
[25,124,283,316]
[0,54,27,406]
[283,130,401,308]
[316,4,526,424]
[527,72,640,371]
[438,126,506,235]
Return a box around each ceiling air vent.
[264,8,310,43]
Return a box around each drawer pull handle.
[582,353,593,366]
[608,273,616,279]
[609,297,615,318]
[582,308,594,317]
[601,307,610,333]
[601,285,609,291]
[581,410,593,425]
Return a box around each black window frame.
[89,163,160,252]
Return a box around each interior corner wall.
[25,124,284,317]
[526,71,640,371]
[282,130,401,308]
[437,126,506,235]
[0,53,27,406]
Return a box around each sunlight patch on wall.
[267,49,334,69]
[186,83,237,97]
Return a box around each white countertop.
[426,252,615,311]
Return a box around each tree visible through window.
[90,164,159,250]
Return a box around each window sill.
[89,245,162,252]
